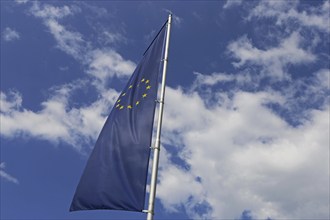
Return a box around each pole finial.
[168,13,172,24]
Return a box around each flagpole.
[146,14,172,220]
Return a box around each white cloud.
[87,49,135,83]
[227,32,316,80]
[1,90,72,145]
[0,162,19,184]
[249,0,330,33]
[2,27,20,42]
[157,86,329,219]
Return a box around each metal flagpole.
[146,14,172,220]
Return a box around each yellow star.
[127,105,132,109]
[142,93,147,98]
[141,78,145,82]
[136,101,140,105]
[122,93,126,97]
[116,104,120,108]
[146,85,151,90]
[119,106,124,110]
[117,99,121,103]
[129,85,133,89]
[145,80,150,84]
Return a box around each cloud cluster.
[249,0,330,33]
[157,85,329,219]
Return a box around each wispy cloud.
[192,71,251,88]
[29,2,86,61]
[100,31,127,46]
[29,1,134,84]
[223,0,243,9]
[2,27,20,42]
[0,162,19,184]
[30,2,78,19]
[47,19,87,60]
[15,0,29,4]
[163,9,183,27]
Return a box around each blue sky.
[1,1,329,220]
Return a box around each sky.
[0,0,329,220]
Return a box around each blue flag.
[70,23,167,212]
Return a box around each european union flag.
[70,22,167,212]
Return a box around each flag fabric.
[70,22,167,212]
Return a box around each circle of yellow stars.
[115,78,151,110]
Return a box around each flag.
[70,22,167,212]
